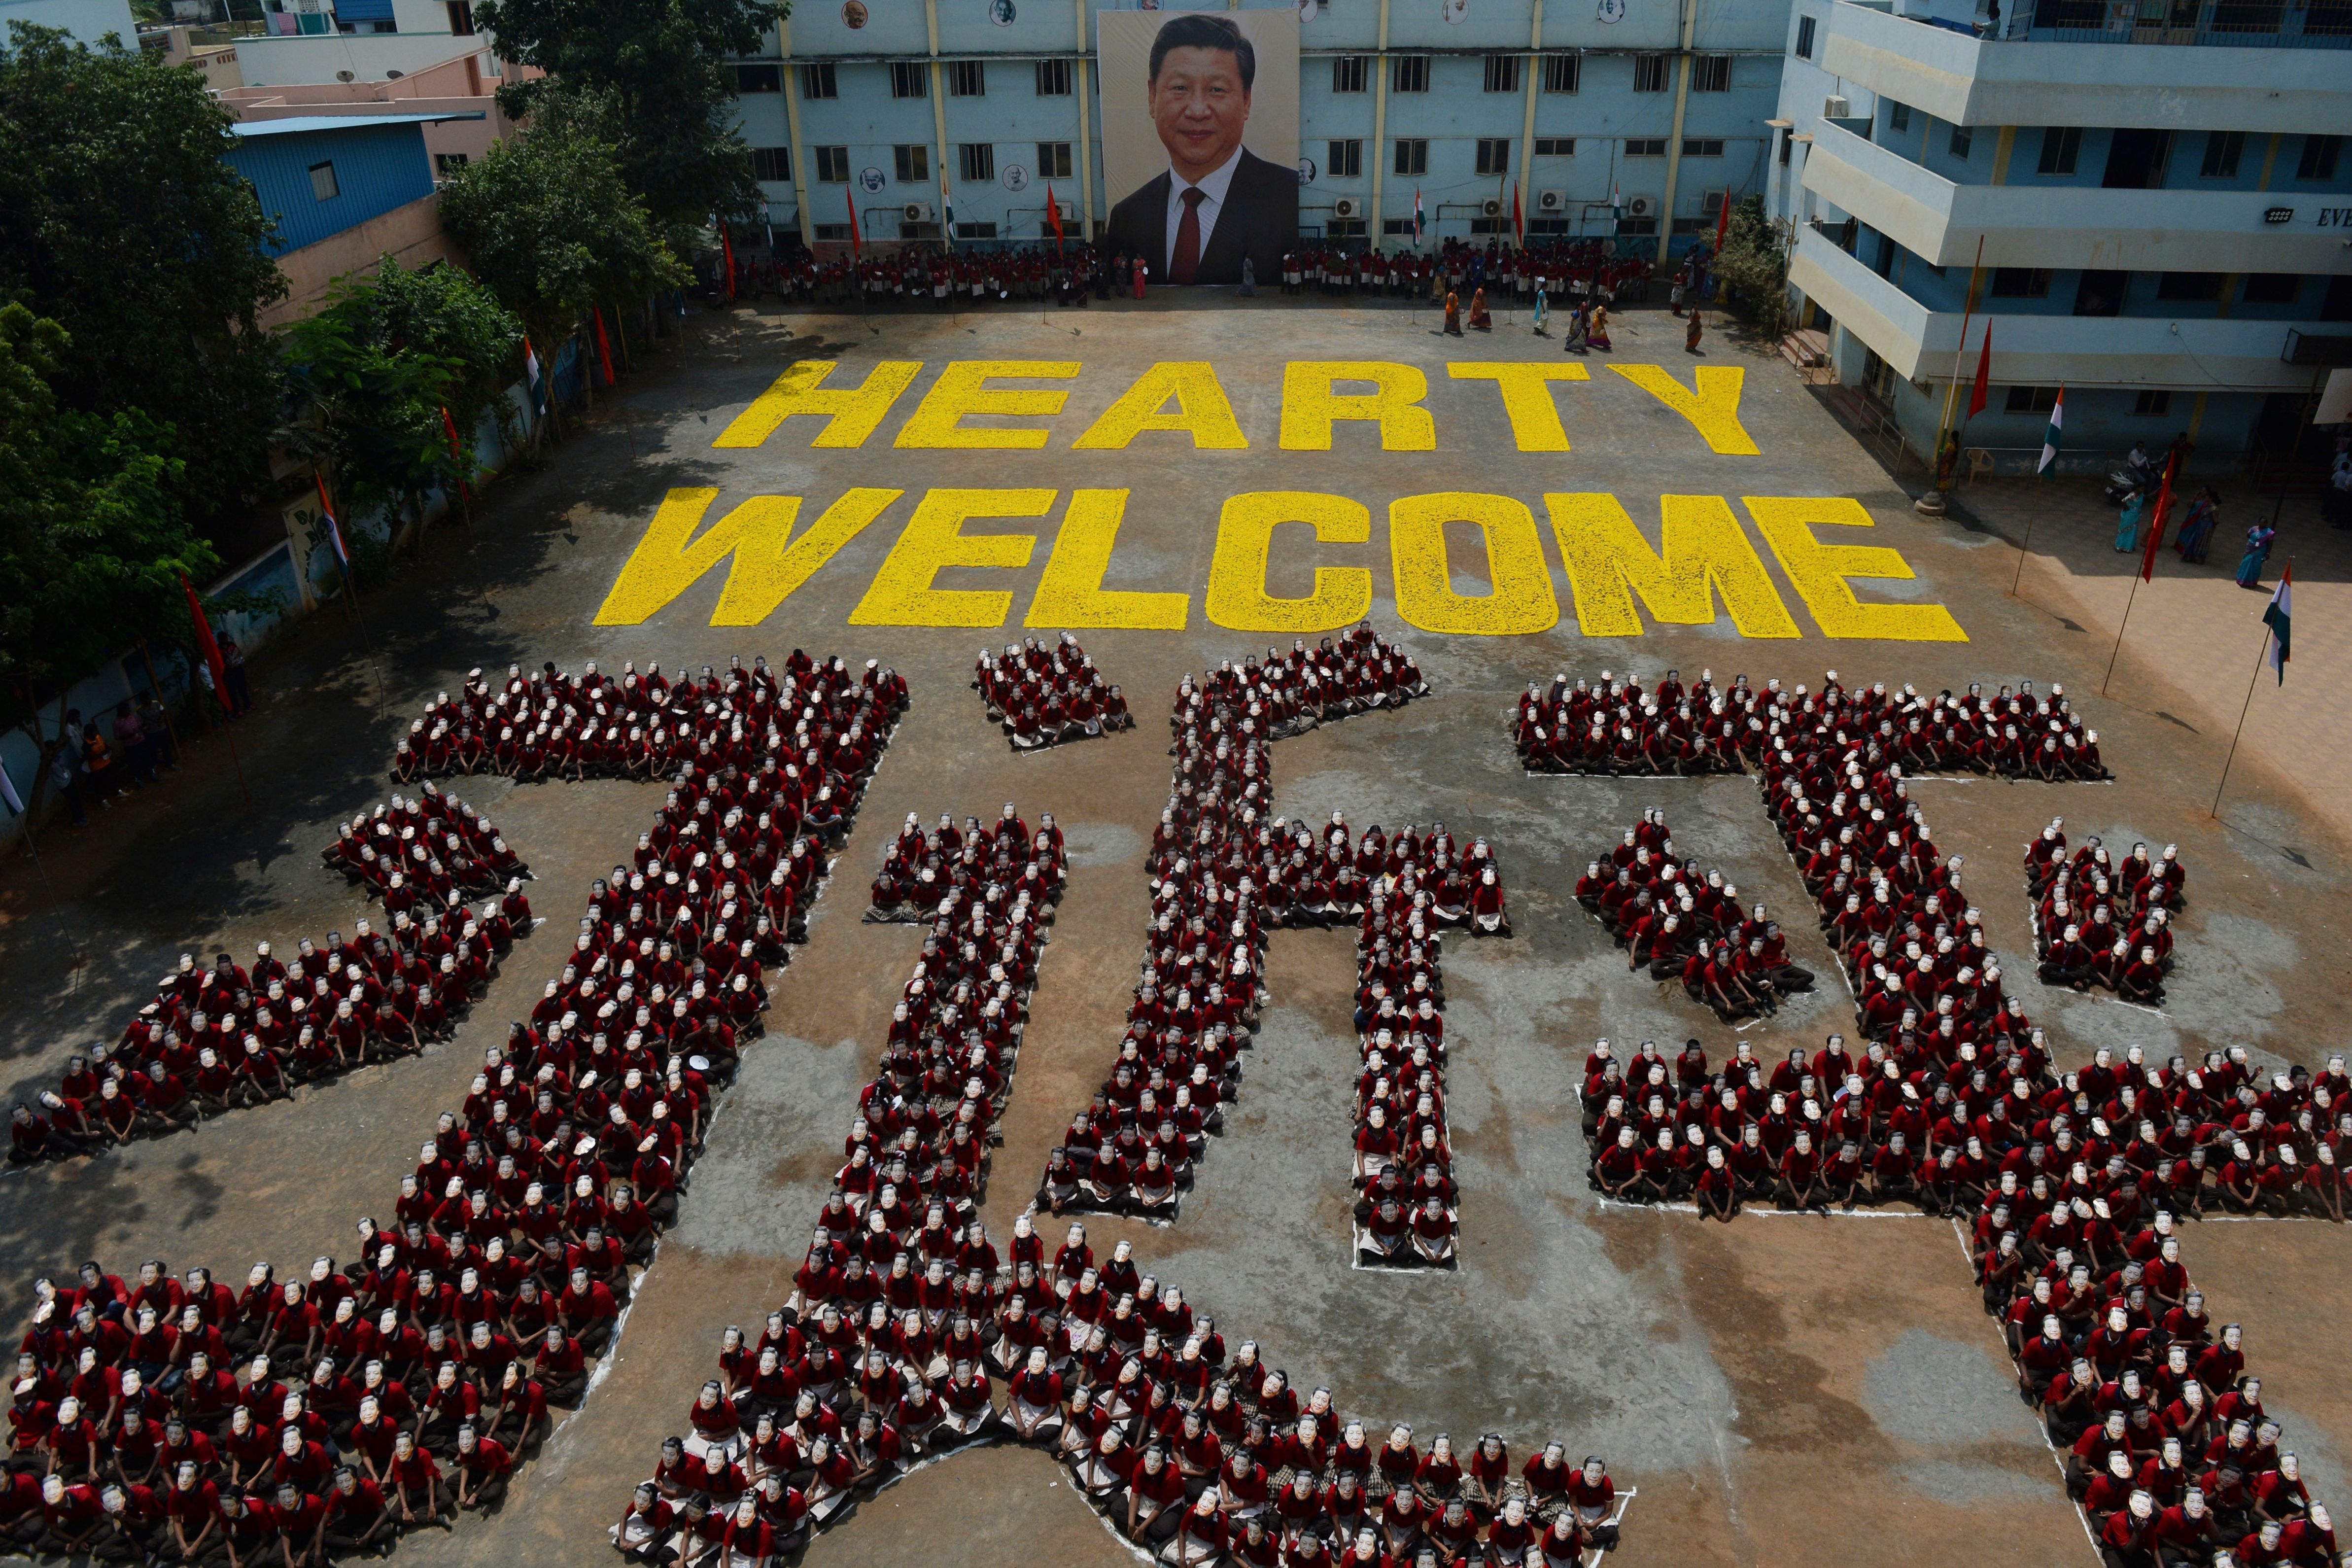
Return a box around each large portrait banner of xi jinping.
[1097,8,1300,287]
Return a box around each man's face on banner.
[1148,44,1251,185]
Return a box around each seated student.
[1165,1490,1230,1568]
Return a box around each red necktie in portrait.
[1171,187,1205,284]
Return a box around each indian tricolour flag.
[2037,385,2064,476]
[2264,562,2292,684]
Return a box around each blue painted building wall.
[225,119,437,255]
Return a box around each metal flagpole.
[2210,554,2288,818]
[2100,569,2142,697]
[2010,502,2037,595]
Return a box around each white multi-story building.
[729,0,1789,258]
[1768,0,2352,473]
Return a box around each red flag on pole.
[438,405,473,504]
[1715,191,1730,256]
[1511,181,1523,245]
[592,310,616,386]
[179,573,231,713]
[1967,321,1993,421]
[846,187,863,261]
[720,224,736,300]
[1045,182,1065,252]
[2139,449,2180,584]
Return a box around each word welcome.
[594,487,1970,643]
[712,359,1762,455]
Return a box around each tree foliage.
[0,23,288,530]
[474,0,780,230]
[438,93,689,355]
[1711,194,1789,332]
[281,258,524,544]
[0,303,218,726]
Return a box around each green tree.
[0,23,287,532]
[1710,194,1789,332]
[279,263,524,564]
[438,95,688,404]
[0,302,236,798]
[473,0,780,231]
[282,258,524,552]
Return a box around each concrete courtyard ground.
[2,294,2348,1568]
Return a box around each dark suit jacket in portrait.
[1103,147,1298,286]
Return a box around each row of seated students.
[10,893,536,1167]
[1514,669,2110,783]
[0,656,900,1568]
[865,806,1068,921]
[1971,1181,2337,1565]
[318,784,529,919]
[391,654,907,792]
[2027,823,2187,1008]
[625,794,1067,1559]
[1034,633,1500,1263]
[619,1216,1625,1568]
[1584,1030,2352,1229]
[1576,810,1815,1025]
[971,633,1135,749]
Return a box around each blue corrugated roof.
[230,111,485,138]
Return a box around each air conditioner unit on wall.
[1824,94,1849,117]
[1050,199,1072,219]
[1481,197,1503,217]
[903,202,933,222]
[1334,196,1362,218]
[1538,189,1564,212]
[1626,195,1653,216]
[1701,188,1727,215]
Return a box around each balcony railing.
[2026,0,2352,45]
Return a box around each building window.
[2036,125,2081,175]
[1332,55,1368,92]
[947,60,984,97]
[1328,139,1362,177]
[2200,130,2244,177]
[2156,271,2223,301]
[2005,385,2059,415]
[1482,54,1520,92]
[1475,138,1511,175]
[1036,140,1072,178]
[735,63,781,93]
[1681,138,1725,157]
[815,145,851,183]
[890,62,928,98]
[446,0,473,33]
[2298,134,2341,180]
[954,221,998,239]
[1632,53,1669,91]
[1887,101,1910,134]
[1535,136,1575,156]
[814,223,852,241]
[894,143,930,182]
[2133,390,2173,416]
[1392,55,1430,92]
[1542,53,1579,92]
[1035,59,1070,95]
[2072,269,2125,316]
[308,160,339,201]
[1948,124,1972,159]
[1780,131,1793,165]
[752,146,791,182]
[433,151,468,176]
[1393,138,1427,176]
[959,142,994,182]
[1624,137,1667,156]
[1692,54,1730,91]
[1795,14,1815,56]
[801,63,837,98]
[2243,273,2301,305]
[1989,266,2051,297]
